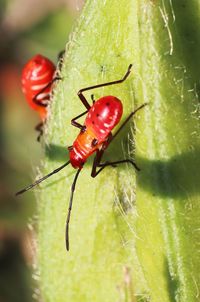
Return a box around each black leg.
[77,64,133,111]
[91,149,105,177]
[71,110,88,130]
[90,103,147,177]
[92,103,147,152]
[33,76,62,107]
[91,149,139,178]
[65,169,81,251]
[110,103,148,143]
[91,94,95,103]
[57,50,65,61]
[57,50,65,72]
[35,121,44,142]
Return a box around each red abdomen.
[85,96,123,141]
[21,54,55,120]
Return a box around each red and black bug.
[21,54,62,141]
[16,64,146,251]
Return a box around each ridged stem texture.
[35,1,200,302]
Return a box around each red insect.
[21,54,61,141]
[16,64,146,251]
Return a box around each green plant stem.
[36,1,200,302]
[135,1,200,301]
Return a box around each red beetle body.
[69,96,123,169]
[21,54,56,120]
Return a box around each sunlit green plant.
[35,1,200,301]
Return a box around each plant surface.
[36,1,200,301]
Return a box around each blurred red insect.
[16,64,146,251]
[21,54,61,141]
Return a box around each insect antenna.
[66,168,81,251]
[15,160,70,196]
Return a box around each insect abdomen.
[85,96,123,141]
[21,54,55,120]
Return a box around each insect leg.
[66,168,81,251]
[15,161,70,196]
[77,64,133,110]
[91,149,139,178]
[90,103,148,177]
[91,94,95,103]
[91,149,105,177]
[57,50,65,60]
[35,121,44,142]
[33,76,62,107]
[57,50,65,72]
[105,103,148,146]
[71,110,88,130]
